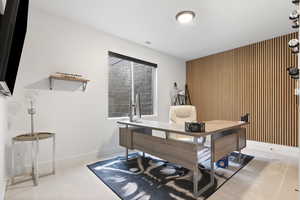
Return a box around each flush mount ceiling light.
[176,11,196,24]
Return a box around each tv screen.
[0,0,29,96]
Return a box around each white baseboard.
[246,140,299,158]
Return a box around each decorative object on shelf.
[55,72,83,77]
[288,39,299,54]
[289,10,299,28]
[287,67,299,79]
[49,72,90,91]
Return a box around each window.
[108,52,156,118]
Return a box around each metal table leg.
[238,150,242,164]
[31,140,36,185]
[193,166,199,195]
[11,140,15,185]
[124,125,129,161]
[125,148,128,161]
[34,136,39,186]
[52,134,56,175]
[194,156,215,197]
[193,136,215,197]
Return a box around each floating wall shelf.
[49,75,90,91]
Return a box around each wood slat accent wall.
[186,32,298,146]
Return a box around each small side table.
[11,132,56,185]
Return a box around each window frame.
[107,51,158,119]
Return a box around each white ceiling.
[31,0,295,60]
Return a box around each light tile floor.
[5,148,299,200]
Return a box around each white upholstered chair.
[169,105,197,142]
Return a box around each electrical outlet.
[295,88,300,95]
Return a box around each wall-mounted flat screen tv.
[0,0,29,96]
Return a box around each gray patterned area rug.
[87,152,253,200]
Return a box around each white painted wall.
[0,96,7,200]
[7,7,186,168]
[0,0,6,14]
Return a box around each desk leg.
[193,137,200,196]
[125,125,129,161]
[238,150,242,164]
[125,148,128,161]
[193,168,199,195]
[193,164,200,195]
[193,137,215,197]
